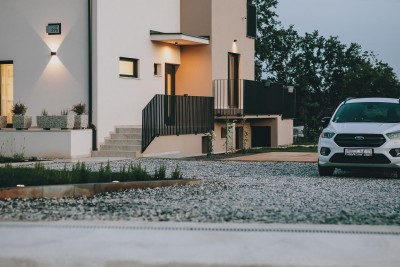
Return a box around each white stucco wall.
[0,0,88,120]
[93,0,181,145]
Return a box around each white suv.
[318,97,400,176]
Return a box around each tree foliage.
[249,0,400,133]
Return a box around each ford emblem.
[354,136,365,141]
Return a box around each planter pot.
[74,115,88,129]
[0,116,7,129]
[12,115,32,130]
[36,115,75,130]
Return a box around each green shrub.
[154,165,166,180]
[171,165,183,180]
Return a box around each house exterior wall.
[0,0,88,121]
[93,0,181,145]
[211,0,255,81]
[142,134,204,157]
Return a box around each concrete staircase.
[92,126,142,158]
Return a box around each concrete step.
[115,127,142,134]
[92,150,139,158]
[110,133,141,140]
[104,138,142,146]
[99,144,141,152]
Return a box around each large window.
[0,61,14,123]
[247,4,257,39]
[119,57,139,78]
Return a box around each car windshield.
[332,102,400,123]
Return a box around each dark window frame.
[119,57,139,78]
[247,4,257,39]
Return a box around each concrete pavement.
[0,221,399,267]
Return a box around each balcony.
[213,79,296,118]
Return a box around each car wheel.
[318,164,335,176]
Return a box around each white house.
[0,0,295,159]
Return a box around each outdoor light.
[174,42,178,45]
[51,51,57,56]
[234,39,237,42]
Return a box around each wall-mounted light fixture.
[174,42,178,45]
[51,51,57,56]
[234,39,237,42]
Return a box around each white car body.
[318,97,400,175]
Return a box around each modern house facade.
[0,0,295,158]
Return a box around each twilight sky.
[276,0,400,78]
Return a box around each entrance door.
[228,53,239,108]
[165,64,176,125]
[0,61,14,124]
[165,64,176,96]
[235,127,243,150]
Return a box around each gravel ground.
[0,158,399,225]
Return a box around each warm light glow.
[162,46,174,62]
[231,41,238,53]
[0,64,13,123]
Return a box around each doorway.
[165,64,177,125]
[235,127,244,150]
[0,61,14,124]
[251,126,271,147]
[228,53,239,108]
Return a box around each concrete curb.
[0,179,201,199]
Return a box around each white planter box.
[74,115,89,129]
[12,115,32,130]
[37,115,75,129]
[0,116,7,128]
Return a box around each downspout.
[88,0,97,150]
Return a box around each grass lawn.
[240,145,318,154]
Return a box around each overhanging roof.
[150,31,210,46]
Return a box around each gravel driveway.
[0,158,399,225]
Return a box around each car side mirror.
[321,117,331,128]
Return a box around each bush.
[12,102,27,116]
[0,162,180,188]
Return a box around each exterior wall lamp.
[51,51,57,56]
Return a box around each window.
[247,4,257,39]
[0,61,14,123]
[154,63,161,76]
[119,57,139,78]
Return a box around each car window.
[332,102,400,123]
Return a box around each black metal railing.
[213,79,244,116]
[213,79,296,118]
[142,94,214,152]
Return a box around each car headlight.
[321,132,335,139]
[386,130,400,140]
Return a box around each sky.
[275,0,400,79]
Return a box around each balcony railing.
[213,79,296,118]
[142,94,214,152]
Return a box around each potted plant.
[72,102,88,129]
[36,109,75,130]
[12,102,32,130]
[36,109,50,130]
[0,116,7,129]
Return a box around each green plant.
[204,130,215,158]
[61,109,69,115]
[11,102,27,115]
[41,109,48,116]
[154,165,166,180]
[71,102,87,115]
[171,165,183,179]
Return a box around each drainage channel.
[1,223,399,236]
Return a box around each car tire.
[318,164,335,176]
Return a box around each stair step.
[92,150,138,158]
[104,139,141,146]
[115,127,142,134]
[99,144,141,152]
[110,133,141,140]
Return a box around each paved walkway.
[0,221,399,267]
[224,152,318,163]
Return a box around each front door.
[165,64,177,125]
[165,64,176,96]
[0,61,14,124]
[228,53,240,108]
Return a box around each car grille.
[334,134,386,148]
[329,153,391,164]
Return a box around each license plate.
[344,148,373,156]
